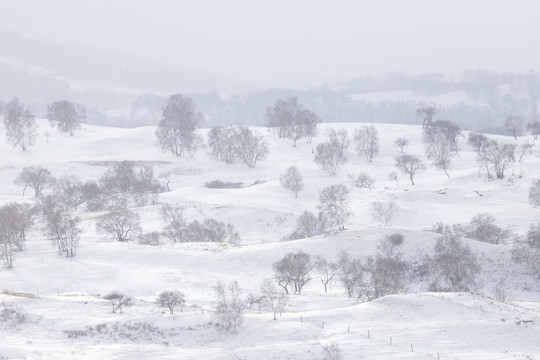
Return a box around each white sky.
[1,0,539,88]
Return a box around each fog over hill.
[0,32,249,108]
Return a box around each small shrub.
[0,306,26,325]
[204,180,244,189]
[348,173,374,189]
[386,232,405,246]
[138,231,162,246]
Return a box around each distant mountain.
[0,31,251,109]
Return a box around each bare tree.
[336,250,364,298]
[103,291,131,314]
[416,106,437,129]
[348,172,374,189]
[505,115,524,140]
[318,184,351,231]
[314,128,349,175]
[266,97,319,146]
[54,176,83,210]
[477,140,514,179]
[516,142,534,176]
[156,290,185,314]
[354,125,379,162]
[426,236,480,292]
[273,250,314,295]
[466,214,511,244]
[260,279,288,320]
[15,166,55,197]
[366,238,408,299]
[99,161,162,209]
[208,126,237,163]
[96,209,142,242]
[156,94,203,156]
[527,121,540,140]
[321,342,343,360]
[47,99,86,136]
[280,166,304,198]
[395,154,426,185]
[183,219,240,244]
[394,137,409,153]
[0,203,35,268]
[289,211,325,240]
[161,205,186,243]
[423,120,461,177]
[214,280,244,333]
[232,127,269,168]
[315,256,338,293]
[530,179,540,207]
[468,133,490,152]
[138,231,162,246]
[388,171,399,187]
[371,201,398,227]
[3,98,37,151]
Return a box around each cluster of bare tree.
[314,128,350,175]
[47,99,86,136]
[266,97,319,146]
[272,233,482,301]
[0,203,35,268]
[208,126,268,167]
[156,94,204,157]
[289,184,352,239]
[429,213,511,245]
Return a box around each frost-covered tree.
[273,250,314,295]
[156,290,185,314]
[96,209,142,242]
[47,99,86,136]
[280,166,304,198]
[354,125,379,162]
[15,166,56,197]
[314,128,349,175]
[156,94,203,156]
[3,98,37,151]
[318,184,351,231]
[395,154,426,185]
[214,280,244,333]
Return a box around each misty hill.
[0,31,247,109]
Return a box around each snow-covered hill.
[1,120,539,359]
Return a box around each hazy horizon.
[1,0,539,89]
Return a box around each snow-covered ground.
[1,119,540,359]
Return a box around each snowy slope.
[1,119,540,359]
